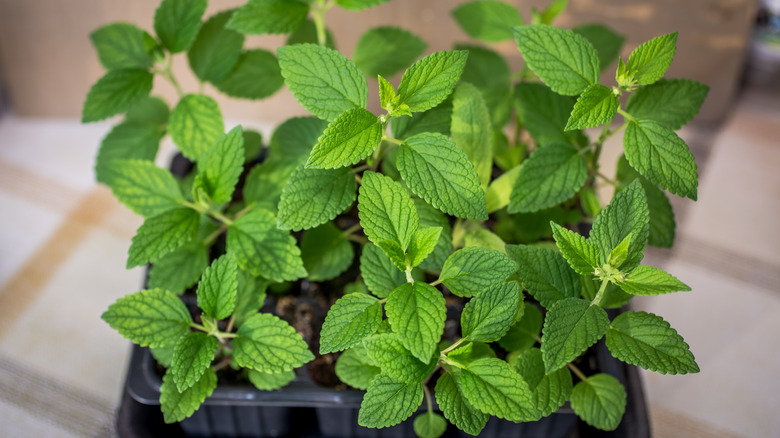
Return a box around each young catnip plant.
[86,0,707,435]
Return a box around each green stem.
[591,278,610,306]
[423,384,434,413]
[597,171,620,187]
[616,108,636,123]
[341,223,362,237]
[567,363,588,382]
[212,356,233,372]
[204,224,228,246]
[440,337,467,355]
[191,323,208,332]
[405,267,414,283]
[347,234,368,244]
[381,135,404,145]
[429,279,443,287]
[158,55,185,98]
[225,314,236,334]
[209,209,234,226]
[312,0,332,46]
[351,164,371,173]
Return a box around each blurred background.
[0,0,778,437]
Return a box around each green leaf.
[335,347,381,390]
[485,164,521,213]
[566,84,619,130]
[307,108,382,169]
[335,0,389,11]
[320,293,382,353]
[616,156,675,247]
[227,0,309,35]
[541,298,609,372]
[550,222,600,275]
[188,10,244,83]
[397,51,468,113]
[197,255,238,320]
[150,345,175,368]
[126,95,170,124]
[277,165,357,230]
[626,78,709,130]
[608,233,632,268]
[463,225,506,253]
[391,99,452,141]
[90,23,155,70]
[535,0,568,25]
[452,1,523,43]
[513,348,573,415]
[414,412,447,438]
[247,369,295,391]
[459,358,537,422]
[233,313,314,373]
[508,142,587,213]
[446,342,496,367]
[95,122,163,184]
[127,208,200,268]
[514,83,584,146]
[607,311,698,374]
[513,25,599,96]
[439,247,516,298]
[451,83,493,187]
[624,32,678,86]
[435,373,488,436]
[286,18,336,47]
[499,302,542,352]
[234,269,268,326]
[398,133,487,220]
[271,116,328,161]
[227,209,307,282]
[154,0,208,53]
[505,244,581,308]
[148,243,209,294]
[278,44,367,121]
[572,24,625,71]
[361,243,406,298]
[590,180,649,271]
[353,26,427,77]
[462,281,521,342]
[168,94,225,162]
[82,69,153,123]
[102,159,183,218]
[301,223,354,281]
[414,199,453,271]
[386,282,446,362]
[171,332,219,392]
[195,126,244,203]
[570,373,626,431]
[616,265,691,295]
[624,120,698,200]
[455,44,510,91]
[358,171,419,250]
[363,334,435,383]
[377,239,412,272]
[405,227,442,269]
[214,49,284,99]
[101,289,192,348]
[242,130,263,162]
[358,374,423,428]
[378,75,396,110]
[160,368,217,423]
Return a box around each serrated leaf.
[168,94,225,162]
[513,25,599,96]
[485,164,521,213]
[227,209,307,282]
[148,243,209,294]
[414,412,447,438]
[572,24,625,71]
[378,75,396,110]
[625,79,709,130]
[233,313,314,373]
[82,69,153,123]
[171,332,219,392]
[508,142,587,213]
[566,83,619,130]
[95,122,164,184]
[625,32,678,86]
[227,0,309,35]
[459,358,537,422]
[456,44,510,91]
[247,369,295,391]
[195,126,244,203]
[150,345,175,368]
[435,373,487,436]
[187,11,244,83]
[462,281,521,342]
[405,227,442,269]
[608,233,632,268]
[278,43,367,121]
[160,368,217,423]
[616,156,675,248]
[439,247,516,298]
[570,373,626,431]
[277,165,357,230]
[335,0,389,11]
[90,23,155,70]
[499,302,542,352]
[127,208,200,268]
[234,269,268,326]
[414,199,453,271]
[301,223,354,281]
[102,159,183,218]
[541,298,609,372]
[360,243,406,298]
[363,334,435,383]
[386,282,446,362]
[513,348,573,416]
[451,83,493,187]
[271,116,329,160]
[353,26,427,77]
[397,51,468,113]
[358,374,423,428]
[101,289,192,348]
[358,171,418,250]
[550,222,600,275]
[452,1,523,43]
[447,342,496,367]
[307,108,382,169]
[505,244,581,308]
[336,347,381,390]
[624,120,698,200]
[197,254,238,320]
[463,225,506,253]
[320,293,382,354]
[154,0,208,53]
[617,265,691,295]
[514,82,584,146]
[214,49,284,99]
[607,311,698,374]
[590,180,649,271]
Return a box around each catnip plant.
[86,0,707,435]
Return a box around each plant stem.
[423,384,434,413]
[616,108,636,123]
[381,135,404,145]
[157,55,185,98]
[209,209,234,226]
[567,363,588,382]
[191,323,208,332]
[204,224,228,246]
[429,279,442,287]
[341,223,362,237]
[312,0,333,46]
[347,234,368,244]
[225,314,236,334]
[596,171,620,187]
[591,278,610,306]
[440,337,467,355]
[405,267,414,283]
[212,356,233,372]
[351,164,371,173]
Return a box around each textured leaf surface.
[234,313,314,373]
[414,199,453,271]
[320,293,382,353]
[414,412,448,438]
[277,165,357,230]
[197,255,238,320]
[90,23,155,70]
[439,247,517,298]
[353,26,427,77]
[406,227,443,269]
[154,0,208,53]
[82,69,153,123]
[617,265,690,295]
[234,269,268,326]
[508,142,587,213]
[462,282,521,342]
[451,83,493,187]
[590,180,649,271]
[171,332,219,392]
[459,358,537,422]
[214,49,284,99]
[95,121,164,184]
[514,83,583,146]
[168,94,225,161]
[550,222,600,275]
[617,155,676,245]
[361,243,406,298]
[625,79,709,130]
[513,25,599,96]
[435,373,488,436]
[247,369,295,390]
[227,209,307,282]
[506,244,580,308]
[541,298,609,372]
[386,282,446,362]
[572,24,625,71]
[301,223,354,281]
[103,159,183,217]
[456,44,510,90]
[307,107,382,168]
[127,208,200,268]
[358,171,418,250]
[570,374,626,431]
[566,83,619,130]
[625,33,677,86]
[148,243,209,294]
[452,1,523,42]
[195,126,244,203]
[363,334,435,383]
[227,0,309,35]
[397,51,468,113]
[102,289,192,347]
[278,44,367,121]
[499,302,543,352]
[358,375,423,428]
[188,11,244,82]
[335,347,381,390]
[513,348,572,416]
[160,368,216,423]
[391,99,452,140]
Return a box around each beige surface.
[0,0,756,123]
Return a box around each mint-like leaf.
[168,94,225,162]
[358,375,423,428]
[187,11,244,83]
[102,289,192,348]
[566,84,619,130]
[499,302,543,352]
[570,373,626,431]
[459,358,538,422]
[386,282,446,362]
[505,244,581,308]
[572,24,625,72]
[462,281,521,342]
[514,348,573,416]
[247,369,295,391]
[397,51,468,113]
[214,49,285,99]
[227,0,309,35]
[405,227,442,269]
[414,199,453,271]
[335,0,389,11]
[456,44,510,91]
[435,373,488,436]
[148,243,209,294]
[616,265,691,295]
[358,171,419,250]
[452,1,523,43]
[625,32,677,86]
[154,0,208,53]
[95,121,164,184]
[307,108,382,169]
[195,126,244,203]
[439,247,517,298]
[514,83,584,146]
[413,412,447,438]
[360,243,406,299]
[90,23,155,70]
[391,99,453,140]
[335,347,381,390]
[127,208,200,268]
[353,26,427,77]
[277,165,357,230]
[625,79,709,130]
[171,332,219,392]
[102,159,183,218]
[233,313,314,373]
[616,155,675,247]
[485,164,521,213]
[363,334,436,383]
[550,222,600,275]
[82,69,153,123]
[590,180,649,271]
[320,293,382,354]
[301,223,355,281]
[160,368,217,423]
[451,83,493,187]
[197,254,238,320]
[541,297,609,372]
[234,268,268,327]
[607,233,632,268]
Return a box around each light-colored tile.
[0,399,79,438]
